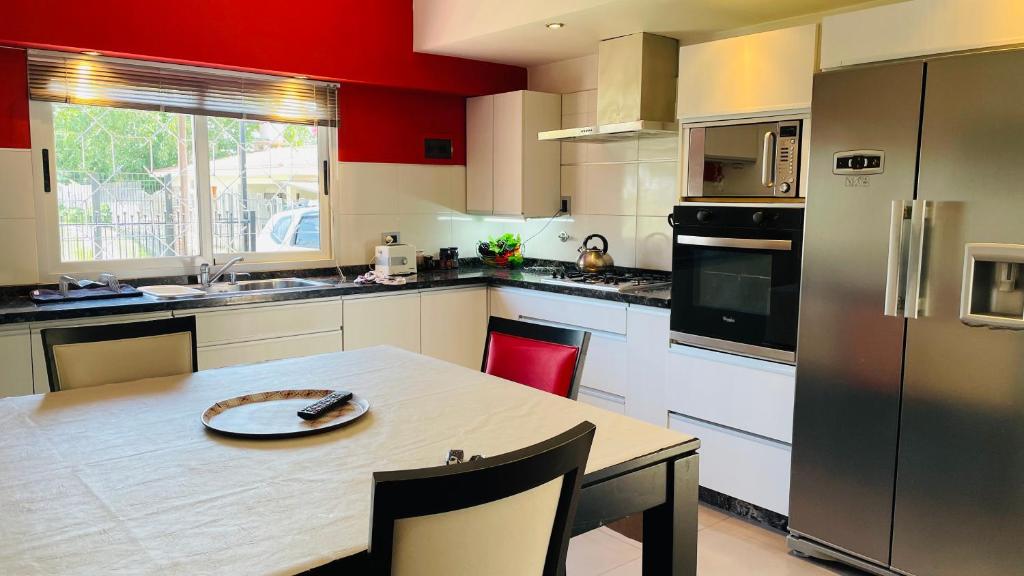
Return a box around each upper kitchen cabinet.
[466,90,561,217]
[676,24,818,122]
[820,0,1024,69]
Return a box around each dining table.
[0,346,699,575]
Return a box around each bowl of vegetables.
[478,233,524,268]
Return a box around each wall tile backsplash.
[335,87,679,270]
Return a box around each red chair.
[482,316,590,400]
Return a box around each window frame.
[29,101,335,281]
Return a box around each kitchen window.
[27,51,337,278]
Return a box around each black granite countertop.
[0,265,671,325]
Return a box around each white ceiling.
[414,0,894,67]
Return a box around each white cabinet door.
[489,287,628,335]
[677,24,817,121]
[670,412,791,515]
[578,332,628,398]
[0,328,33,398]
[492,91,525,216]
[625,306,670,426]
[579,386,626,415]
[820,0,1024,70]
[466,95,494,214]
[29,312,172,394]
[198,332,342,370]
[421,287,488,370]
[178,299,343,346]
[665,344,796,443]
[342,293,421,353]
[467,91,561,217]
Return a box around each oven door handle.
[676,235,792,251]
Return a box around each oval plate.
[202,389,369,439]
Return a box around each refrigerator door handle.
[883,200,912,317]
[904,199,929,319]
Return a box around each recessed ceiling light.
[546,22,565,29]
[81,50,102,56]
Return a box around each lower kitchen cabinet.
[420,287,488,369]
[29,312,172,394]
[625,306,671,426]
[669,412,792,515]
[198,332,343,370]
[489,287,631,404]
[342,293,421,353]
[578,386,626,414]
[0,328,33,398]
[176,299,343,370]
[666,344,796,515]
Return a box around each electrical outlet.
[560,196,571,214]
[381,231,401,245]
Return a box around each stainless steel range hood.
[539,33,679,142]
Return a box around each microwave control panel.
[833,150,885,175]
[775,121,801,196]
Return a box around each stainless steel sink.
[199,278,332,294]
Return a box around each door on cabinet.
[466,96,494,214]
[420,288,488,369]
[342,293,421,353]
[466,90,561,217]
[0,328,33,398]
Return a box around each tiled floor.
[566,505,867,575]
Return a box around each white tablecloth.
[0,346,693,575]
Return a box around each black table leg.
[642,453,698,576]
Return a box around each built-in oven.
[670,203,804,364]
[686,119,802,198]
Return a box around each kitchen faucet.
[199,257,244,288]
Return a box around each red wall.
[339,84,466,165]
[0,47,30,149]
[0,0,524,96]
[0,0,526,163]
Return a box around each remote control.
[297,390,353,420]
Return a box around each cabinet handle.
[42,149,51,193]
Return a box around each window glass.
[52,103,198,261]
[207,118,320,253]
[293,213,320,250]
[270,216,293,245]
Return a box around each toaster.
[374,244,417,276]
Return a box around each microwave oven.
[686,120,802,198]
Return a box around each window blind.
[28,51,338,126]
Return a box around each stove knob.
[752,211,766,224]
[696,209,713,223]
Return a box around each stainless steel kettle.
[576,234,614,272]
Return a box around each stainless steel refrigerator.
[788,49,1024,576]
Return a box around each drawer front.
[182,299,343,346]
[579,332,628,397]
[578,386,626,415]
[489,287,628,336]
[666,345,796,443]
[669,412,791,515]
[198,331,342,370]
[30,312,172,394]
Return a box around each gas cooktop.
[538,270,671,293]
